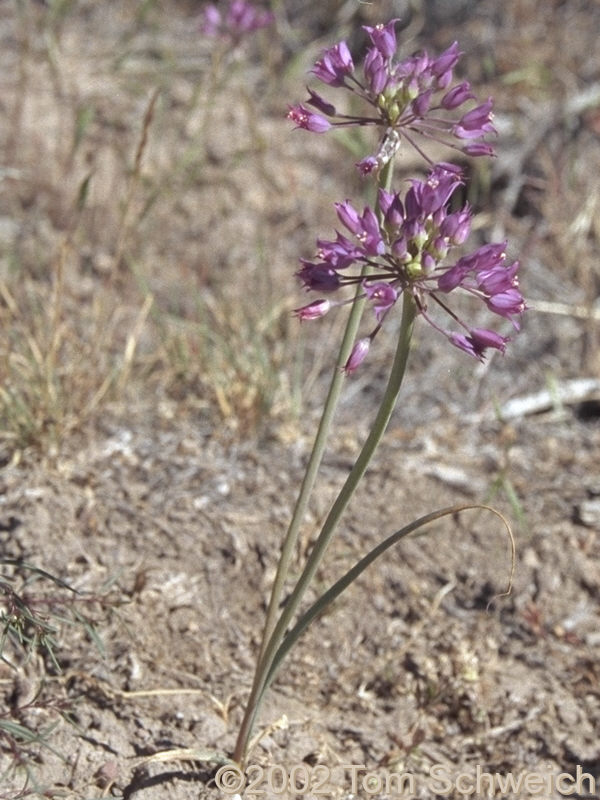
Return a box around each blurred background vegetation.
[1,0,598,453]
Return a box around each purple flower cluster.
[201,1,273,42]
[295,164,525,371]
[287,20,495,172]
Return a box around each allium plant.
[230,20,522,768]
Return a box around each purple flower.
[335,200,362,235]
[334,201,385,255]
[380,188,405,228]
[201,1,273,41]
[485,288,526,327]
[297,261,341,292]
[364,282,398,320]
[200,5,221,36]
[440,207,471,244]
[287,105,332,133]
[293,299,332,320]
[470,328,509,353]
[360,208,386,255]
[344,338,371,374]
[312,42,354,86]
[438,242,507,292]
[454,98,496,139]
[294,164,525,370]
[317,233,362,269]
[363,20,399,59]
[463,142,496,157]
[411,89,433,119]
[227,0,273,33]
[356,156,379,176]
[363,48,389,95]
[449,328,509,360]
[431,41,461,86]
[476,260,520,294]
[442,82,475,110]
[405,163,463,218]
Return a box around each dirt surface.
[2,400,600,799]
[1,2,600,799]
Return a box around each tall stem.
[257,160,395,662]
[233,289,416,764]
[259,293,365,660]
[231,286,366,767]
[234,161,396,766]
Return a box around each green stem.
[232,282,367,767]
[257,161,396,661]
[233,161,396,765]
[260,295,365,659]
[234,290,416,764]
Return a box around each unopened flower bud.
[343,338,371,374]
[293,299,331,321]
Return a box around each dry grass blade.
[529,299,600,321]
[111,89,161,279]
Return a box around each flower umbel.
[287,22,496,172]
[296,164,525,367]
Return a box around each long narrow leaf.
[261,504,514,704]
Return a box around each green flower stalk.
[233,158,396,765]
